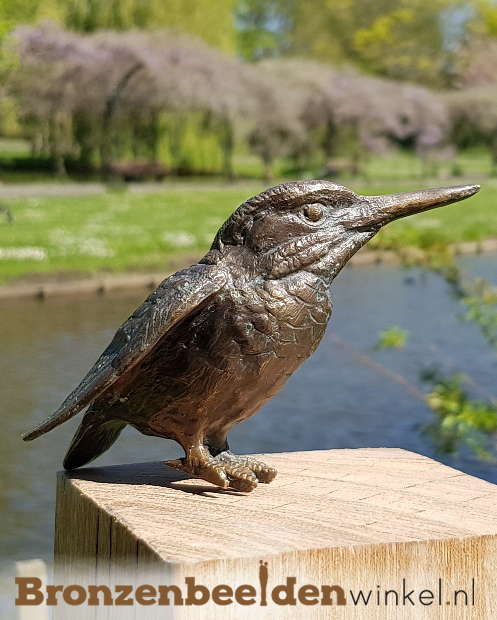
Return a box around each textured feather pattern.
[22,264,227,441]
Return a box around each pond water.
[0,254,496,610]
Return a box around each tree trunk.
[48,115,66,177]
[262,153,274,183]
[73,114,94,170]
[322,119,337,163]
[150,112,160,162]
[220,117,235,181]
[491,131,497,177]
[351,119,363,178]
[100,62,144,180]
[169,115,185,175]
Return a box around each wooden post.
[52,448,497,619]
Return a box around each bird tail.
[63,413,127,470]
[22,399,90,442]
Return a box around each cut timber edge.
[53,448,497,619]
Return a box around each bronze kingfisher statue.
[23,181,479,492]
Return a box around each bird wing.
[23,264,227,441]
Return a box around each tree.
[245,66,306,180]
[454,35,497,87]
[10,25,104,173]
[0,0,39,76]
[53,0,237,53]
[0,0,40,25]
[258,59,448,173]
[445,87,497,173]
[471,0,497,38]
[8,25,255,179]
[236,0,295,61]
[389,81,449,169]
[5,23,449,180]
[0,0,237,53]
[291,0,467,86]
[129,30,255,179]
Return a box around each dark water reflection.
[0,255,496,603]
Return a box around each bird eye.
[303,203,324,222]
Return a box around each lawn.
[0,180,495,285]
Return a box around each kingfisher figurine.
[23,181,479,491]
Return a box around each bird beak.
[345,184,480,230]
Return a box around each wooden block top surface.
[58,448,497,565]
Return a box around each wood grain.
[53,448,497,619]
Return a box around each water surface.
[1,255,496,610]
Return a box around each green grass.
[360,148,494,182]
[0,183,266,284]
[0,137,31,157]
[0,180,495,285]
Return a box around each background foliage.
[0,0,497,181]
[1,0,497,460]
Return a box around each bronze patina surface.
[23,181,480,492]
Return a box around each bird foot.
[215,451,277,485]
[165,457,231,489]
[165,449,276,492]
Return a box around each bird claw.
[220,464,258,492]
[165,457,230,489]
[163,458,185,471]
[215,451,277,485]
[164,451,276,492]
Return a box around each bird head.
[208,180,480,282]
